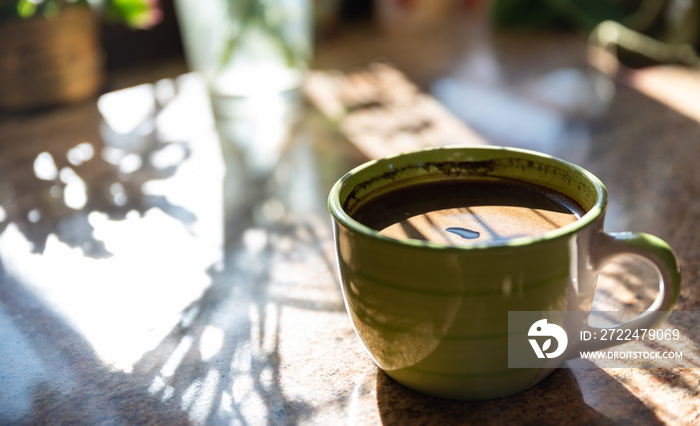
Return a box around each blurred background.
[2,0,698,135]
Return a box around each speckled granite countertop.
[1,11,699,425]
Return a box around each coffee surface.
[350,179,585,245]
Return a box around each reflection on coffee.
[351,179,586,245]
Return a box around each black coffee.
[350,179,585,245]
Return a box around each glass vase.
[174,0,312,102]
[174,0,312,176]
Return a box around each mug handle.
[575,231,681,353]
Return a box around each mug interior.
[329,146,606,248]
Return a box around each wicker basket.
[0,7,104,111]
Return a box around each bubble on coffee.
[445,227,480,240]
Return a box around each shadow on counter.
[375,361,663,425]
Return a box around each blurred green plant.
[0,0,162,29]
[490,0,637,30]
[489,0,700,68]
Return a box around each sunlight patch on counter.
[34,152,58,181]
[59,167,87,210]
[0,207,221,373]
[98,83,156,135]
[67,142,95,166]
[200,325,225,362]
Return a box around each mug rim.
[328,146,608,251]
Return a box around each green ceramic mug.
[328,146,681,400]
